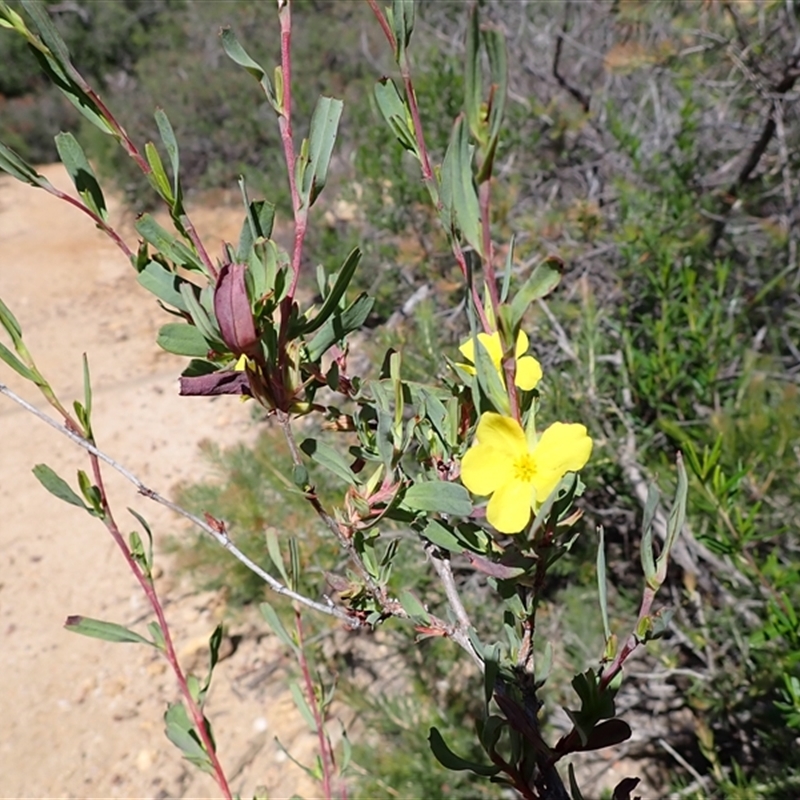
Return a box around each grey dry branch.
[0,381,356,627]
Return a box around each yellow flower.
[461,412,592,534]
[458,331,542,391]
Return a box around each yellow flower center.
[513,453,538,483]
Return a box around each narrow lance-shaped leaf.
[135,214,204,271]
[392,0,415,61]
[403,481,472,517]
[164,702,215,774]
[20,1,115,135]
[300,248,361,335]
[64,615,154,646]
[300,438,358,486]
[306,293,374,362]
[477,25,508,183]
[510,255,563,328]
[428,727,501,776]
[300,96,343,208]
[0,342,37,382]
[596,526,611,642]
[154,108,181,205]
[144,141,173,203]
[156,323,210,357]
[440,116,483,256]
[220,27,279,113]
[373,78,417,153]
[32,464,90,511]
[464,5,482,142]
[640,482,659,587]
[657,452,687,579]
[54,132,107,221]
[136,260,189,312]
[0,140,53,189]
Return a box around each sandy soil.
[0,165,323,799]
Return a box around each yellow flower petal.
[530,422,592,500]
[458,338,477,363]
[514,355,543,391]
[486,478,533,533]
[515,330,530,358]
[461,442,514,496]
[475,412,527,455]
[479,332,503,364]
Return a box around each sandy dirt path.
[0,165,323,799]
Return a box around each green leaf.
[144,141,173,203]
[155,107,181,203]
[77,469,103,516]
[392,0,415,61]
[156,323,210,357]
[64,615,154,646]
[289,682,318,732]
[596,526,611,642]
[640,482,659,585]
[428,728,500,776]
[220,27,279,112]
[509,256,563,328]
[20,1,114,136]
[403,481,472,517]
[300,438,357,486]
[658,452,687,576]
[164,702,214,774]
[136,260,189,312]
[54,132,107,220]
[128,508,154,574]
[148,620,166,650]
[420,519,463,552]
[32,464,89,511]
[398,589,429,624]
[265,527,291,586]
[482,26,507,170]
[440,116,482,256]
[0,140,52,188]
[0,295,23,345]
[81,353,92,429]
[299,96,343,207]
[135,214,204,272]
[373,78,416,153]
[0,341,36,381]
[300,248,361,334]
[260,602,299,655]
[179,283,223,347]
[305,293,374,362]
[464,5,482,141]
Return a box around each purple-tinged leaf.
[179,371,251,397]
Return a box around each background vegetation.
[4,0,799,796]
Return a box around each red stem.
[278,1,306,299]
[295,609,337,800]
[84,440,232,798]
[599,585,656,692]
[365,0,395,50]
[46,186,134,260]
[452,239,492,333]
[180,215,218,279]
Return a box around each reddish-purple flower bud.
[214,263,259,356]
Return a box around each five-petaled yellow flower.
[458,331,543,391]
[461,412,592,534]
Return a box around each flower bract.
[461,412,592,534]
[458,331,542,391]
